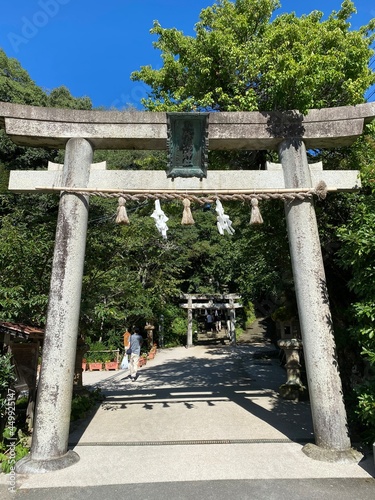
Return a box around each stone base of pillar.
[15,450,80,474]
[302,443,363,464]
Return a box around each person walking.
[205,311,213,332]
[129,327,143,381]
[214,310,222,333]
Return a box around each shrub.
[0,353,16,436]
[244,301,256,328]
[354,382,375,444]
[0,428,29,473]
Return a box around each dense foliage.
[131,0,375,113]
[333,124,375,440]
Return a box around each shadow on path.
[69,344,314,447]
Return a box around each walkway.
[1,327,375,499]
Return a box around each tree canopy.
[131,0,375,113]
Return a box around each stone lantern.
[278,338,305,400]
[272,309,305,400]
[144,323,155,349]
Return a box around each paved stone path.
[1,319,374,499]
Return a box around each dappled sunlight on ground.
[75,341,314,446]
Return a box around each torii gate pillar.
[17,138,93,473]
[279,138,359,462]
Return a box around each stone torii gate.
[1,102,374,472]
[180,293,243,346]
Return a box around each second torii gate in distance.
[1,102,374,472]
[180,293,243,346]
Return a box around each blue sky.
[0,0,374,109]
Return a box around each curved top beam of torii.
[0,101,375,150]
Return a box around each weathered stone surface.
[0,102,374,150]
[16,450,80,474]
[302,443,363,464]
[280,138,351,453]
[9,165,360,193]
[28,138,93,467]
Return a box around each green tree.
[0,195,57,324]
[0,49,92,326]
[131,0,375,113]
[0,49,46,106]
[0,49,92,186]
[46,86,92,110]
[0,49,55,185]
[335,123,375,441]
